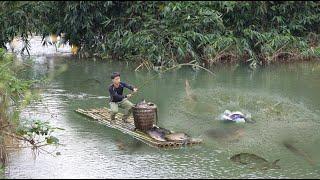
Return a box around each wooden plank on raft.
[75,108,203,149]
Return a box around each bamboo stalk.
[135,62,144,72]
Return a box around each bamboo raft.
[75,107,202,149]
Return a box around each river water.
[4,39,320,178]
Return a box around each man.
[109,72,138,123]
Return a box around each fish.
[184,79,217,113]
[283,140,316,166]
[165,132,190,142]
[148,126,190,142]
[205,127,245,142]
[146,128,167,142]
[185,79,197,101]
[153,126,172,135]
[230,153,281,170]
[80,78,102,86]
[115,139,126,150]
[115,139,144,152]
[220,110,254,123]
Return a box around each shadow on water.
[114,139,145,153]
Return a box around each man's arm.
[121,82,134,91]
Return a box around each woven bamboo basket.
[132,102,157,132]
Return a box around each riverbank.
[0,46,65,178]
[0,48,31,175]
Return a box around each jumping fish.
[185,79,197,101]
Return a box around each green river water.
[5,55,320,178]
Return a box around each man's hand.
[126,94,132,98]
[133,87,138,93]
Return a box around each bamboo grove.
[0,1,319,68]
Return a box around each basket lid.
[135,100,157,109]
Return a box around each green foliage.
[0,1,319,67]
[0,166,3,179]
[0,49,34,107]
[16,120,64,145]
[0,1,42,54]
[0,48,63,168]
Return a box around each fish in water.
[283,140,316,166]
[146,127,167,142]
[220,110,246,123]
[230,153,281,170]
[165,132,190,142]
[115,139,144,152]
[80,78,102,86]
[220,110,255,123]
[185,79,197,101]
[115,139,126,150]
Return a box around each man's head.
[111,72,121,85]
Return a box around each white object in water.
[234,118,246,123]
[220,110,248,123]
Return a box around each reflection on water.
[5,54,320,178]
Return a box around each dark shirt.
[109,82,134,102]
